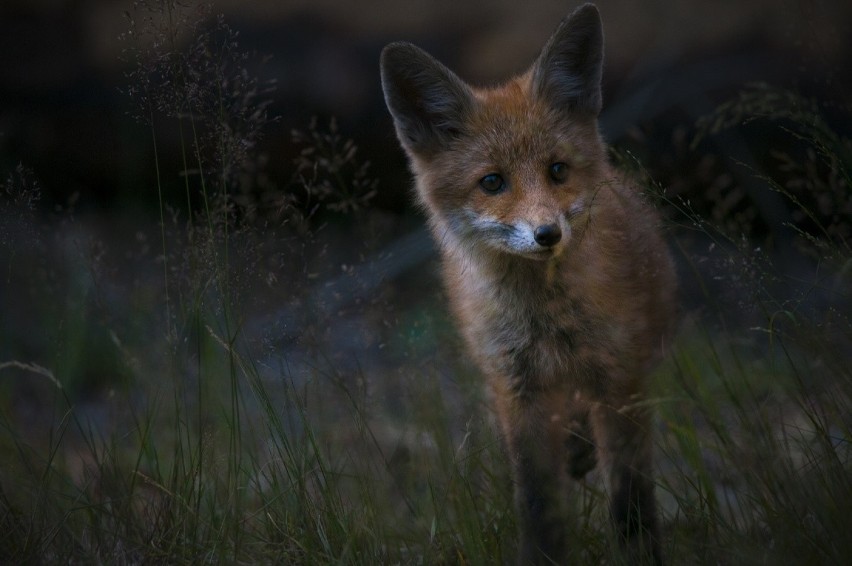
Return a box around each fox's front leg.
[591,399,662,565]
[494,387,579,564]
[505,409,566,563]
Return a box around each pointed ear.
[380,42,475,157]
[532,3,604,115]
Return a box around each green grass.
[654,320,852,564]
[1,242,849,564]
[0,296,515,564]
[1,3,851,564]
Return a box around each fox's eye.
[479,173,505,194]
[549,162,569,183]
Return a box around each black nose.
[534,223,562,247]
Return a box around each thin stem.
[151,112,172,340]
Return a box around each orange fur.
[381,4,676,563]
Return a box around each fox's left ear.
[532,3,603,115]
[380,42,475,158]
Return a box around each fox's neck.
[457,241,577,297]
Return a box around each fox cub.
[381,3,676,563]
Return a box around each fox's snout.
[533,223,562,247]
[499,215,571,258]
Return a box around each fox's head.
[381,3,608,261]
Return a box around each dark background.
[1,0,850,215]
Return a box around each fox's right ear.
[380,43,474,157]
[532,3,604,115]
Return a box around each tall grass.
[1,3,850,564]
[645,82,852,565]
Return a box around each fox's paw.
[565,430,597,479]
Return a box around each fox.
[380,3,676,564]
